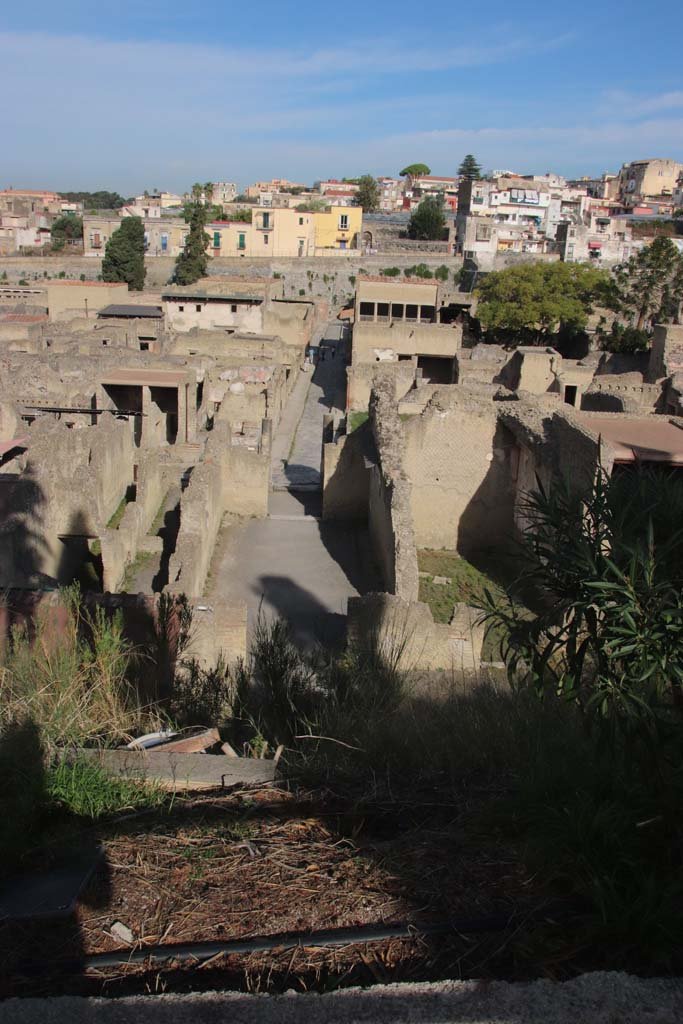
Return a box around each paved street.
[207,321,378,648]
[271,322,347,491]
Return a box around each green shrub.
[434,264,449,281]
[405,263,433,279]
[380,266,401,277]
[46,756,164,819]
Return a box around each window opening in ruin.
[139,341,149,351]
[416,355,455,384]
[231,304,237,313]
[195,304,201,312]
[179,305,185,312]
[564,385,578,406]
[391,303,404,319]
[406,304,418,321]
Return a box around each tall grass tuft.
[0,586,160,752]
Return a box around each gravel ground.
[4,972,683,1023]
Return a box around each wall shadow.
[0,465,52,595]
[0,718,112,999]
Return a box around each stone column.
[141,385,152,448]
[176,384,187,444]
[185,382,197,443]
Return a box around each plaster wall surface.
[403,388,515,554]
[352,322,462,365]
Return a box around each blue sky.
[2,0,683,193]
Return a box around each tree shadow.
[252,574,348,649]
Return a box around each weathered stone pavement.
[271,322,346,492]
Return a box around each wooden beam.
[74,748,275,791]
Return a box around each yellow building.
[83,215,189,257]
[207,208,316,258]
[312,205,362,251]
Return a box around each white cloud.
[0,28,680,189]
[597,89,683,119]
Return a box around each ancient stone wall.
[403,387,516,555]
[649,324,683,382]
[347,361,417,412]
[367,382,419,601]
[581,378,661,413]
[0,418,135,587]
[322,420,372,521]
[351,321,462,365]
[347,593,484,673]
[99,454,171,592]
[167,420,269,598]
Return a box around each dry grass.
[0,587,161,752]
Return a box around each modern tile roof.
[97,304,163,319]
[579,415,683,464]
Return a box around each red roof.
[414,176,458,183]
[0,189,61,198]
[48,280,126,288]
[0,313,48,323]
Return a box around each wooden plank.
[154,728,221,754]
[75,749,276,791]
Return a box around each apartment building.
[245,179,306,199]
[404,174,459,211]
[83,215,189,257]
[0,189,64,217]
[207,207,316,258]
[207,205,361,256]
[318,179,359,196]
[377,177,403,212]
[312,206,362,250]
[673,172,683,212]
[454,176,552,262]
[557,211,634,265]
[134,191,183,209]
[212,182,238,205]
[617,159,683,208]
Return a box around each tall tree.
[203,182,214,206]
[101,217,145,290]
[400,163,431,177]
[475,262,610,344]
[458,154,482,180]
[611,237,683,331]
[60,191,127,209]
[407,196,446,240]
[174,204,209,285]
[354,175,380,212]
[50,214,83,250]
